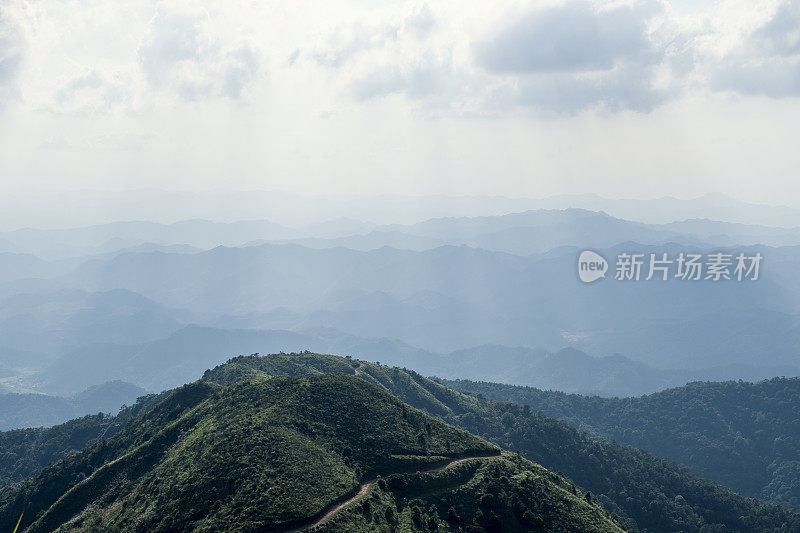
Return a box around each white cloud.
[472,0,690,114]
[2,0,800,203]
[53,70,131,114]
[711,0,800,97]
[138,1,261,101]
[306,0,702,115]
[0,2,27,110]
[476,1,658,74]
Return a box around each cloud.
[512,62,670,114]
[308,4,436,69]
[54,70,130,114]
[308,4,470,112]
[473,1,675,114]
[712,0,800,98]
[403,4,436,39]
[350,51,456,101]
[753,0,800,58]
[0,4,26,109]
[138,1,260,101]
[476,1,656,74]
[310,21,400,68]
[311,1,689,115]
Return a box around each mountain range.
[0,369,625,532]
[1,352,797,532]
[0,207,797,403]
[445,376,800,510]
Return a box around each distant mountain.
[27,324,798,399]
[444,377,800,510]
[11,204,800,263]
[30,326,335,395]
[657,218,800,247]
[3,210,800,392]
[523,192,800,227]
[0,253,55,283]
[248,230,450,252]
[0,219,301,259]
[0,288,190,358]
[376,209,708,253]
[298,217,377,238]
[98,242,203,256]
[72,381,148,414]
[0,346,52,370]
[4,189,800,229]
[262,209,714,255]
[0,380,145,430]
[57,240,800,370]
[425,345,797,397]
[0,373,625,533]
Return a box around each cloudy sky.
[1,0,799,204]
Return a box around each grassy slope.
[0,372,622,532]
[442,377,800,509]
[202,353,800,532]
[322,454,623,533]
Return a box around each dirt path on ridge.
[289,452,505,531]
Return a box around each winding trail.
[290,452,505,532]
[284,363,505,531]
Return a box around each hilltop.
[201,352,800,532]
[0,373,622,532]
[1,352,798,531]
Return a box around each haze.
[1,0,800,204]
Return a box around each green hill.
[201,353,800,532]
[442,376,800,510]
[0,373,623,532]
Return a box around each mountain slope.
[443,377,800,510]
[0,373,623,532]
[201,353,800,532]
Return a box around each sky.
[1,0,799,205]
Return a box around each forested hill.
[200,353,800,532]
[0,373,623,532]
[1,352,798,531]
[442,377,800,510]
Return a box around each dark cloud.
[476,1,658,74]
[753,0,800,57]
[473,1,670,114]
[513,63,669,114]
[713,62,800,99]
